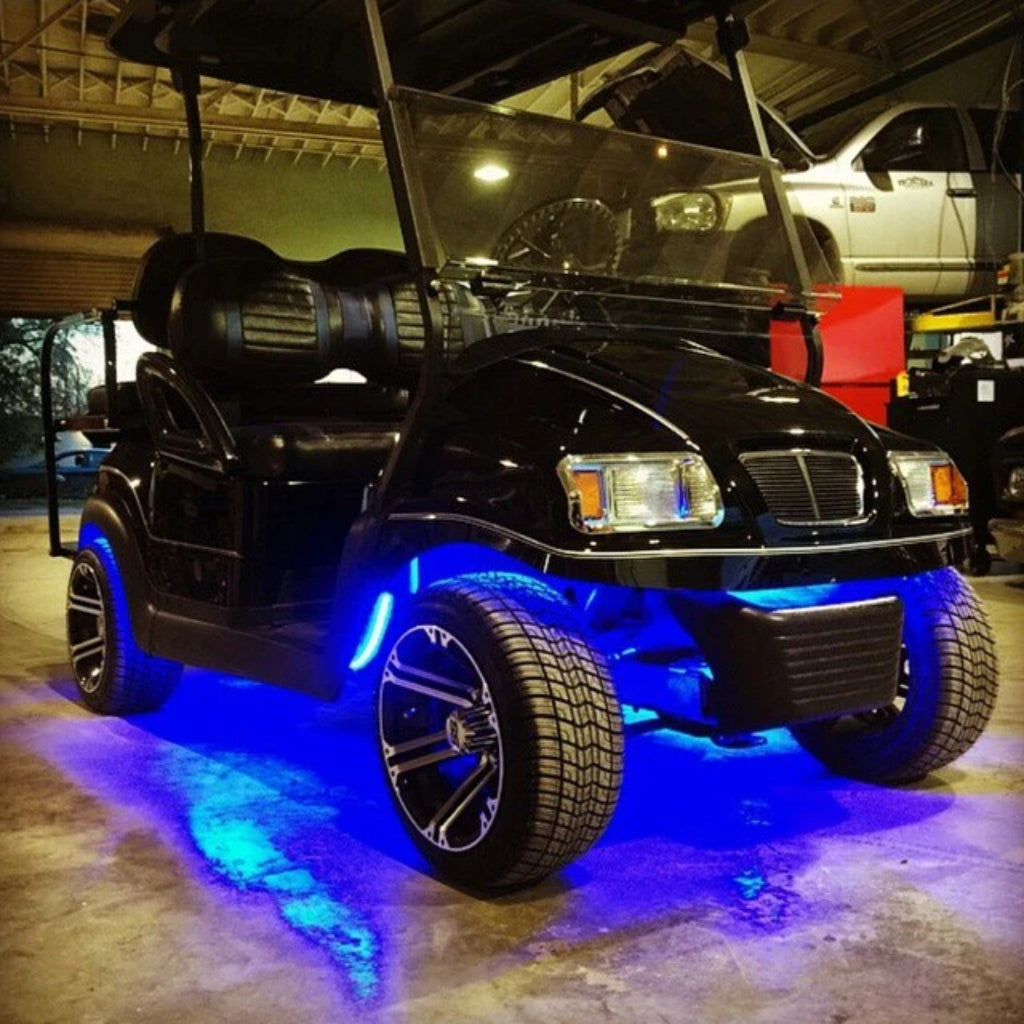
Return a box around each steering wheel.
[492,198,624,276]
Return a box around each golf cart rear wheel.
[378,573,623,891]
[790,568,997,783]
[67,544,181,715]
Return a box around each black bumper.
[672,594,904,733]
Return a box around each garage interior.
[2,2,1023,1022]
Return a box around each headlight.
[558,453,724,533]
[1004,466,1024,500]
[652,191,723,233]
[889,452,968,516]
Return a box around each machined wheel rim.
[67,561,107,694]
[379,623,503,853]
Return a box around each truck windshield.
[400,88,836,336]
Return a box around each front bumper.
[989,516,1024,565]
[673,593,904,733]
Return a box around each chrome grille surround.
[740,449,867,526]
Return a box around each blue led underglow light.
[348,592,394,671]
[76,526,137,648]
[727,579,892,611]
[408,557,420,595]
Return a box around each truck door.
[966,107,1022,293]
[849,107,973,300]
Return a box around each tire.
[67,540,181,714]
[811,226,843,285]
[968,544,992,577]
[726,220,842,288]
[377,572,623,891]
[790,568,998,783]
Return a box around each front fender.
[78,493,155,653]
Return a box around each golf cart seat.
[132,233,415,483]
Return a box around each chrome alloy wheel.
[379,624,503,853]
[67,559,107,694]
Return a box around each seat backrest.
[168,256,419,388]
[132,233,276,347]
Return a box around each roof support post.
[359,0,445,508]
[715,2,823,387]
[178,66,206,259]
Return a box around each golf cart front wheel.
[377,573,623,892]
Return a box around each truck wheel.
[790,568,997,783]
[67,542,181,714]
[377,573,623,891]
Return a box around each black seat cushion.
[217,383,409,426]
[134,233,409,353]
[133,233,276,348]
[232,422,399,481]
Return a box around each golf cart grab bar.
[41,310,102,558]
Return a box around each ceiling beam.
[793,10,1021,129]
[0,92,383,147]
[0,0,82,68]
[683,19,886,77]
[856,0,898,75]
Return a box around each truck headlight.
[1004,466,1024,500]
[558,453,724,533]
[889,453,968,516]
[652,191,723,233]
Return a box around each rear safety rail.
[41,303,132,559]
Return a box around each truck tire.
[377,572,623,891]
[66,540,181,714]
[726,219,841,288]
[790,568,997,783]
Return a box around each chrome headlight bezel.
[557,453,724,534]
[652,190,727,233]
[1004,465,1024,501]
[889,452,969,517]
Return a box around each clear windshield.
[399,88,838,330]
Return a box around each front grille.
[741,449,866,525]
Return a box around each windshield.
[400,88,836,338]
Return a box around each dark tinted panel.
[968,108,1021,172]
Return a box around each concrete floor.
[2,515,1022,1024]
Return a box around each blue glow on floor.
[734,868,768,900]
[156,744,381,999]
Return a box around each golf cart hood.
[551,337,877,449]
[108,0,714,107]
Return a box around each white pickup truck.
[583,51,1022,303]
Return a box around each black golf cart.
[41,0,997,892]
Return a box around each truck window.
[860,109,968,173]
[968,108,1021,173]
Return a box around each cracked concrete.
[1,518,1022,1023]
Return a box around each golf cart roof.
[108,0,716,107]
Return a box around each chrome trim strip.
[387,511,969,559]
[854,259,1000,273]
